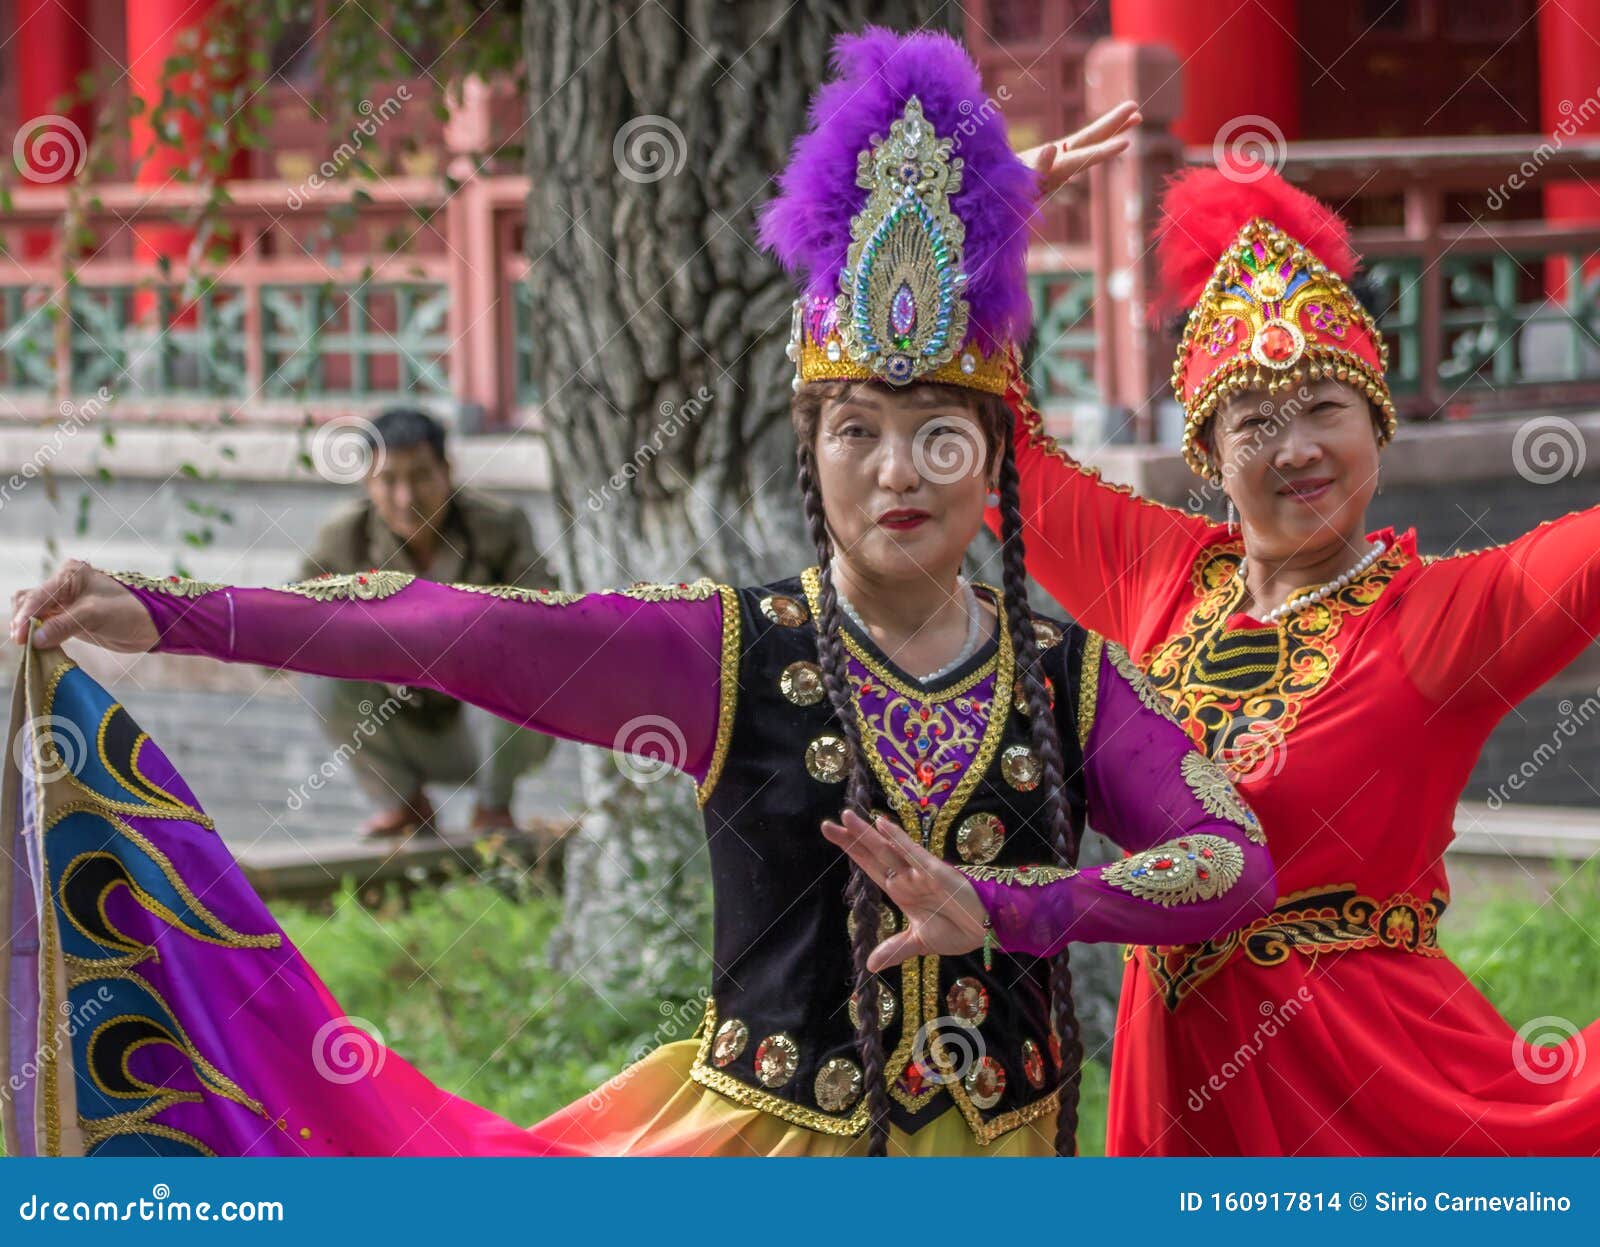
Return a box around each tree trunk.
[522,1,954,999]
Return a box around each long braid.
[993,413,1084,1156]
[795,432,892,1157]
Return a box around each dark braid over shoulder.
[795,436,892,1157]
[996,418,1084,1156]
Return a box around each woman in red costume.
[828,159,1600,1155]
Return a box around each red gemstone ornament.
[1259,323,1297,361]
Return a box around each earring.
[985,488,1001,507]
[1226,499,1236,534]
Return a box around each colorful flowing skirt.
[1,642,1047,1157]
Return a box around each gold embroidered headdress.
[758,28,1036,398]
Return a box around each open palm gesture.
[821,810,989,973]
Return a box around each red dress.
[999,396,1600,1155]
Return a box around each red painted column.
[1538,0,1600,297]
[126,0,246,318]
[14,0,92,257]
[1111,0,1301,150]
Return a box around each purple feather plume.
[758,26,1038,349]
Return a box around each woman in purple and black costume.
[6,29,1269,1158]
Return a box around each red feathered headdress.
[1156,161,1396,478]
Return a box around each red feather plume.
[1153,160,1360,318]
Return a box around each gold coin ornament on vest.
[848,903,898,945]
[849,984,898,1031]
[780,660,826,706]
[1001,745,1043,791]
[755,1033,800,1087]
[761,594,809,627]
[711,1018,749,1068]
[813,1057,864,1112]
[946,976,990,1027]
[1021,1039,1046,1089]
[964,1055,1007,1109]
[805,735,849,783]
[955,812,1005,864]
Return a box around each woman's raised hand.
[821,809,990,973]
[1017,99,1141,198]
[9,559,159,653]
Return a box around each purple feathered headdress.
[759,26,1037,394]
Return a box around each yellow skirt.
[529,1039,1057,1156]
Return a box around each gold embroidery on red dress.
[1139,540,1410,760]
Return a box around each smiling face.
[1207,377,1382,556]
[802,381,999,585]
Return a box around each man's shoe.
[359,791,438,841]
[469,802,519,833]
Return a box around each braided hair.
[791,379,1083,1157]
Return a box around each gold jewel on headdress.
[1172,218,1398,479]
[785,97,1014,397]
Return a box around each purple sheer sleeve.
[964,638,1276,955]
[114,573,733,789]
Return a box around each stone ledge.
[238,818,576,902]
[1449,800,1600,861]
[0,422,551,490]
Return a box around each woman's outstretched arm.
[1402,503,1600,714]
[11,561,736,798]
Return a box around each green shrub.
[1444,858,1600,1031]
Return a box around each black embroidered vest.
[693,570,1093,1143]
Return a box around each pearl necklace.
[1245,539,1388,624]
[838,578,981,684]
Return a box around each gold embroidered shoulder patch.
[1101,834,1245,907]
